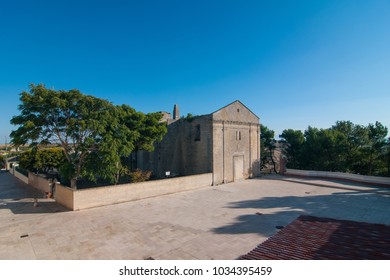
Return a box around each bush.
[19,147,66,174]
[129,169,152,183]
[0,155,4,169]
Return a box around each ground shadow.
[0,172,69,214]
[264,175,390,194]
[212,179,390,238]
[287,178,389,195]
[0,199,68,214]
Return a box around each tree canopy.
[280,121,389,176]
[279,129,304,169]
[10,84,167,188]
[19,147,66,174]
[260,124,278,173]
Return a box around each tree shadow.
[264,175,390,195]
[0,172,68,214]
[0,199,68,214]
[0,173,43,200]
[212,180,390,238]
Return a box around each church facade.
[135,100,261,185]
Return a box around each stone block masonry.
[56,173,212,211]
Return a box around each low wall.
[56,184,74,210]
[285,169,390,186]
[56,173,213,211]
[11,167,29,184]
[28,172,52,193]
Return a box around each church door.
[233,155,244,181]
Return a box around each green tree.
[19,148,66,174]
[365,121,388,175]
[281,121,389,177]
[119,105,167,152]
[10,84,134,188]
[35,148,66,173]
[260,124,277,173]
[279,129,304,168]
[19,150,36,171]
[317,129,346,171]
[331,121,357,171]
[333,121,388,175]
[82,106,166,184]
[383,138,390,176]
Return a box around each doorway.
[233,155,244,181]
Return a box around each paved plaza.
[0,171,389,259]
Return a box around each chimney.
[173,104,180,120]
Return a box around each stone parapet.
[285,169,390,186]
[56,173,213,211]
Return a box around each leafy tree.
[19,150,35,171]
[281,120,389,177]
[106,105,167,175]
[332,121,388,175]
[331,121,360,171]
[11,84,167,187]
[365,121,388,175]
[35,148,66,173]
[383,138,390,176]
[279,129,304,168]
[184,113,195,122]
[317,129,347,171]
[119,105,167,152]
[19,148,66,174]
[11,84,135,188]
[260,124,277,173]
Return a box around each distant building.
[135,100,261,185]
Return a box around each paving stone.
[1,172,390,259]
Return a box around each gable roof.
[211,100,260,119]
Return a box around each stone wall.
[285,169,390,186]
[55,184,74,209]
[138,116,213,178]
[211,101,259,124]
[10,166,29,184]
[136,100,261,186]
[28,172,52,193]
[211,101,261,185]
[56,173,213,211]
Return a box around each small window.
[236,130,241,141]
[195,124,201,141]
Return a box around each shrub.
[129,169,152,183]
[19,147,66,174]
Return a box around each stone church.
[135,100,261,185]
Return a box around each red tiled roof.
[239,215,390,260]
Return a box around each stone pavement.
[0,171,389,260]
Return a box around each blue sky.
[1,0,389,144]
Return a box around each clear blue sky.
[1,0,389,144]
